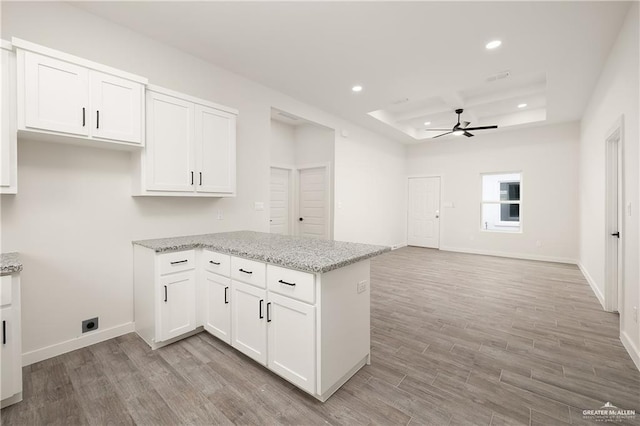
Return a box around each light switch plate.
[254,202,265,211]
[357,280,368,294]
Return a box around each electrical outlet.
[254,202,265,211]
[82,317,99,333]
[357,280,368,294]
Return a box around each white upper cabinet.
[23,52,89,136]
[1,41,17,194]
[195,105,236,194]
[13,38,146,148]
[145,91,194,192]
[90,71,143,143]
[134,85,237,197]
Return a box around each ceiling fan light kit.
[428,108,498,139]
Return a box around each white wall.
[0,1,406,362]
[294,124,334,166]
[406,122,580,263]
[270,120,296,166]
[579,3,639,367]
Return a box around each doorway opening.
[604,116,624,313]
[269,108,334,239]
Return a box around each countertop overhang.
[133,231,390,273]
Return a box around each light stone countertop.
[133,231,390,273]
[1,252,22,275]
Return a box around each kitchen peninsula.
[133,231,389,401]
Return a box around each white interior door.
[298,166,328,239]
[408,177,441,248]
[270,167,290,235]
[605,127,622,312]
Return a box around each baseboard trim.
[391,243,407,250]
[620,331,640,372]
[439,246,577,265]
[577,263,606,310]
[22,322,135,366]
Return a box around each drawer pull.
[164,285,168,302]
[239,268,253,275]
[2,320,5,345]
[209,260,221,265]
[224,287,229,304]
[278,279,296,287]
[170,259,188,265]
[259,299,264,319]
[267,302,272,322]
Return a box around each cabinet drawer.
[158,250,195,275]
[267,265,315,304]
[231,257,266,288]
[0,275,12,306]
[203,250,230,277]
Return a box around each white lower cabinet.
[158,270,196,342]
[1,273,22,408]
[203,271,231,344]
[231,280,267,365]
[267,292,315,393]
[134,245,371,401]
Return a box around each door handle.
[259,299,264,319]
[2,320,5,345]
[191,171,194,185]
[266,302,272,322]
[299,217,304,222]
[611,232,620,238]
[164,286,168,302]
[224,287,229,304]
[239,268,253,275]
[96,110,100,129]
[82,107,86,127]
[435,210,440,219]
[199,172,202,186]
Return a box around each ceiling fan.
[427,109,498,138]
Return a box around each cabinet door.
[231,280,267,365]
[267,292,316,393]
[90,71,143,144]
[158,270,196,342]
[146,91,195,192]
[23,51,89,136]
[1,47,17,192]
[204,271,231,344]
[0,306,18,400]
[195,105,235,193]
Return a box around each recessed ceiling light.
[424,121,431,126]
[518,103,527,108]
[351,85,363,92]
[453,130,464,136]
[486,40,502,50]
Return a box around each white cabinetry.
[202,250,231,344]
[1,41,17,194]
[231,280,267,365]
[13,38,146,148]
[1,273,22,408]
[134,247,197,348]
[133,85,236,197]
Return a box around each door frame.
[604,116,624,313]
[269,165,295,236]
[296,162,332,239]
[406,175,442,249]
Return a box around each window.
[481,172,521,232]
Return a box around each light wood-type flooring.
[2,247,639,425]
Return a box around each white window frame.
[480,172,523,233]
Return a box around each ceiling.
[73,1,631,144]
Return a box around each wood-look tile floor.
[2,247,639,425]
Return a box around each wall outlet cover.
[82,317,99,333]
[357,280,368,294]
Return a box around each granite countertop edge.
[132,233,390,273]
[1,252,23,275]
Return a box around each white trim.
[1,39,13,51]
[620,331,640,372]
[269,165,295,235]
[11,37,147,84]
[391,244,407,250]
[578,263,606,310]
[439,246,576,265]
[147,84,238,115]
[21,322,135,366]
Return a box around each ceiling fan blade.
[460,121,470,129]
[463,125,498,131]
[424,128,453,131]
[464,131,474,137]
[432,132,453,139]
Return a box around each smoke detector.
[486,71,511,83]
